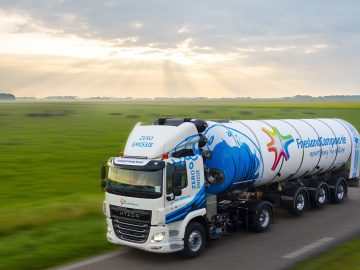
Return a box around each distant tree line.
[3,93,360,101]
[293,95,360,100]
[45,96,78,100]
[0,93,15,100]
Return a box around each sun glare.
[0,13,230,67]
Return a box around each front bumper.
[106,218,183,253]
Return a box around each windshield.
[106,166,163,198]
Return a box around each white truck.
[101,118,360,257]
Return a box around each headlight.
[150,232,165,243]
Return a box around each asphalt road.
[56,188,360,270]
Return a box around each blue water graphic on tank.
[204,139,260,194]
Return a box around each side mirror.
[173,187,182,197]
[173,171,183,187]
[101,180,106,191]
[166,168,184,201]
[166,187,182,201]
[101,164,106,180]
[101,164,106,192]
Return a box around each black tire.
[288,188,308,216]
[182,222,206,258]
[331,178,347,204]
[251,203,272,233]
[311,182,329,208]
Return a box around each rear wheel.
[182,222,206,258]
[288,188,308,216]
[311,182,328,208]
[331,178,347,204]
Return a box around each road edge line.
[52,250,126,270]
[282,237,335,259]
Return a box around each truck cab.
[103,120,209,256]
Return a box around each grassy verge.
[290,235,360,270]
[0,214,116,270]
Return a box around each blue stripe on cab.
[165,185,206,224]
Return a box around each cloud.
[0,1,358,52]
[0,13,236,66]
[303,44,330,54]
[0,1,359,97]
[131,22,143,29]
[264,46,298,52]
[263,44,330,54]
[178,25,189,34]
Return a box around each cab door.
[164,156,206,224]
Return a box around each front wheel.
[182,222,206,258]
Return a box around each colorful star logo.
[120,198,126,205]
[262,127,294,171]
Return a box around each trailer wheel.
[331,178,347,204]
[311,182,329,208]
[182,222,206,258]
[252,203,272,233]
[288,188,308,216]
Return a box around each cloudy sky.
[0,0,359,98]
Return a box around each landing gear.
[183,222,206,258]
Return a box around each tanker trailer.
[101,118,359,257]
[202,119,359,212]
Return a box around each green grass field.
[1,100,360,270]
[290,235,360,270]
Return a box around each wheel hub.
[337,184,345,200]
[317,187,326,204]
[296,193,305,211]
[259,209,270,228]
[188,230,202,252]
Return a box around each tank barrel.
[202,118,359,194]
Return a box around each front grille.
[112,218,150,243]
[110,205,151,243]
